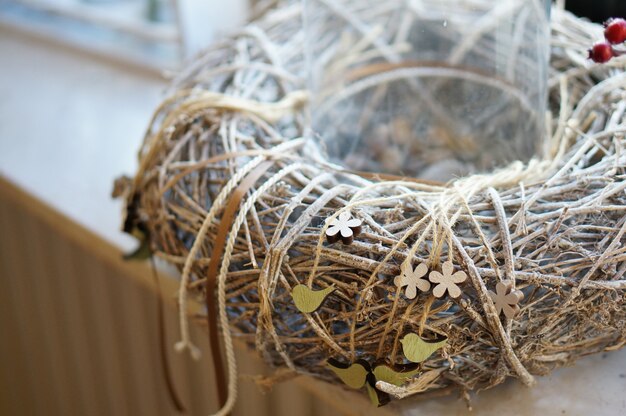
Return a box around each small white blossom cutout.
[429,261,467,299]
[325,211,362,245]
[394,262,431,299]
[488,281,524,319]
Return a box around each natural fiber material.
[118,1,626,412]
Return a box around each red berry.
[604,18,626,44]
[588,42,614,63]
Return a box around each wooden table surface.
[1,22,625,416]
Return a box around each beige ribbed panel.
[0,177,387,416]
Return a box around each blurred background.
[0,0,623,73]
[566,0,625,24]
[0,0,255,72]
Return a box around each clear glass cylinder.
[304,0,551,180]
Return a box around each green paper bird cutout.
[327,358,420,406]
[400,333,448,363]
[291,284,335,313]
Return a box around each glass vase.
[304,0,551,180]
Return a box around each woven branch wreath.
[116,2,626,414]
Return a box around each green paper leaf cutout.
[291,284,335,313]
[365,371,390,407]
[328,359,417,407]
[372,364,420,387]
[327,358,369,389]
[400,333,448,363]
[123,229,152,260]
[365,383,380,407]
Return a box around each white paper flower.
[488,281,524,319]
[394,262,431,299]
[325,211,362,245]
[429,261,467,299]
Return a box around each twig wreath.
[116,2,626,415]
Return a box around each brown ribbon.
[344,168,446,187]
[205,160,275,410]
[344,60,516,89]
[150,257,186,413]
